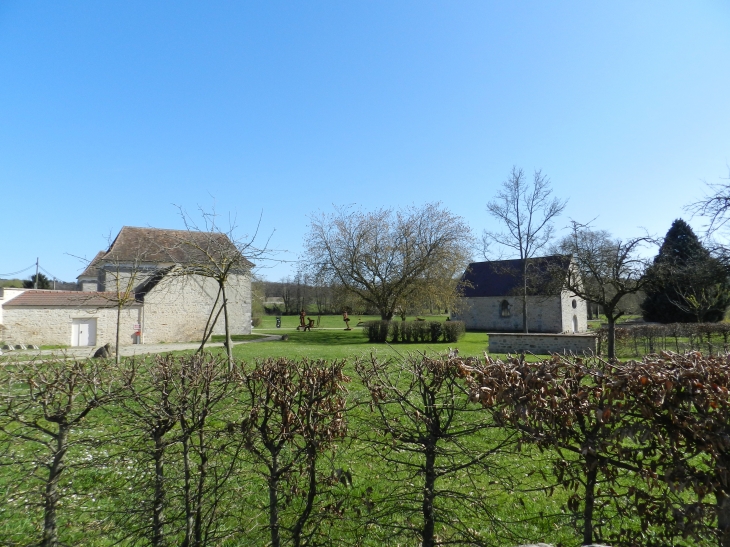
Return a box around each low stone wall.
[488,333,597,355]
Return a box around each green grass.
[209,334,267,342]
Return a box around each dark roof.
[461,255,572,298]
[3,290,140,308]
[101,226,254,268]
[134,266,175,302]
[78,250,106,279]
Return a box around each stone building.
[1,227,253,347]
[451,255,587,333]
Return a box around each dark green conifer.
[641,219,730,322]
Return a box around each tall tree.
[554,221,652,360]
[303,203,472,320]
[641,219,730,323]
[483,166,567,332]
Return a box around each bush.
[442,321,465,343]
[252,316,262,327]
[362,320,465,344]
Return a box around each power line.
[0,264,36,277]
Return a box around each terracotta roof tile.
[3,290,140,308]
[102,226,254,268]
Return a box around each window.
[572,299,577,309]
[500,300,511,317]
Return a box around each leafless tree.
[303,203,472,320]
[111,354,246,547]
[175,206,271,369]
[0,358,120,547]
[354,353,517,547]
[687,167,730,235]
[237,357,349,547]
[553,221,653,359]
[483,167,567,332]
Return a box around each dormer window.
[500,300,511,318]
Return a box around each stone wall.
[453,296,564,332]
[488,333,597,355]
[453,293,588,334]
[141,272,251,344]
[1,305,141,347]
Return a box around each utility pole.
[34,258,39,289]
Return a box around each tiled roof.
[78,250,105,279]
[3,290,141,308]
[461,255,572,298]
[102,226,254,268]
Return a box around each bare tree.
[238,357,349,547]
[354,353,516,547]
[303,203,472,320]
[175,206,271,369]
[0,358,119,547]
[554,221,652,359]
[687,167,730,235]
[483,167,567,332]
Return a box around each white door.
[572,315,579,333]
[71,319,97,346]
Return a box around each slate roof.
[460,255,572,298]
[3,290,140,308]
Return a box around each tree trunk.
[152,433,166,547]
[422,443,437,547]
[42,425,68,547]
[220,283,233,371]
[197,287,223,354]
[268,459,281,547]
[116,304,122,364]
[582,457,598,546]
[291,447,318,547]
[522,259,529,333]
[607,317,617,360]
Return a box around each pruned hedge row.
[362,320,465,343]
[596,322,730,357]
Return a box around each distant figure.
[343,310,352,331]
[298,309,307,330]
[93,343,111,358]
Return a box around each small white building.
[1,227,253,347]
[451,256,588,333]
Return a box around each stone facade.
[453,292,587,333]
[140,271,251,344]
[2,304,141,347]
[454,256,588,334]
[488,333,597,355]
[1,227,253,347]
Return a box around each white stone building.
[1,227,253,347]
[451,256,588,333]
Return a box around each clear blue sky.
[1,1,729,282]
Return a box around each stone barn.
[451,255,588,333]
[1,226,253,347]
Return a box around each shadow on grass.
[260,329,372,347]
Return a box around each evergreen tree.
[641,219,730,322]
[22,273,51,289]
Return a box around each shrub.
[442,321,465,343]
[362,320,465,343]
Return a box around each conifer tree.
[642,219,730,322]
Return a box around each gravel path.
[0,335,284,360]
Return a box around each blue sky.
[1,1,729,282]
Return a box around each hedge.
[363,320,465,343]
